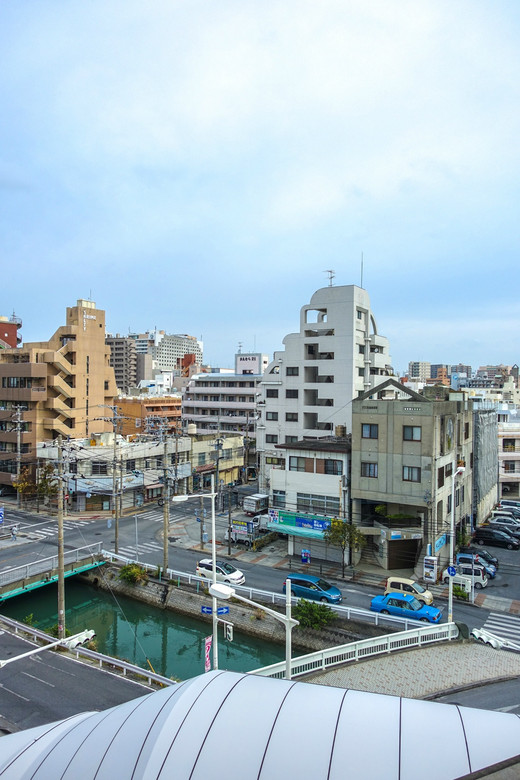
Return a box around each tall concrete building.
[106,334,137,394]
[407,361,431,382]
[0,314,22,349]
[257,284,393,491]
[0,299,117,494]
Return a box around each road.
[0,626,150,732]
[3,501,520,647]
[436,676,520,713]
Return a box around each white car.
[196,559,245,586]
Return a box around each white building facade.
[257,284,393,492]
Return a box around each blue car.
[370,592,442,623]
[456,551,496,579]
[282,573,342,604]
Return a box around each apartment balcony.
[0,386,47,402]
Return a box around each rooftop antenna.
[325,269,335,287]
[237,341,243,354]
[360,252,364,288]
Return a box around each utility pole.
[14,405,22,509]
[200,494,205,550]
[57,435,65,640]
[113,420,119,554]
[163,439,169,576]
[227,485,232,555]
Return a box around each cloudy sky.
[2,1,519,375]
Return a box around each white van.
[442,564,488,589]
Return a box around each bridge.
[0,543,105,602]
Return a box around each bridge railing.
[0,614,175,688]
[0,543,103,587]
[251,622,459,679]
[101,550,434,632]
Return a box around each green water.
[0,579,284,680]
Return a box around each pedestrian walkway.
[305,641,520,699]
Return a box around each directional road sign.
[447,565,457,577]
[0,506,4,524]
[201,606,212,615]
[217,606,229,615]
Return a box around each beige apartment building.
[0,299,117,493]
[116,395,182,438]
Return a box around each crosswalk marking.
[481,612,520,643]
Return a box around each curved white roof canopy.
[0,670,519,779]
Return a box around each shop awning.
[266,522,325,540]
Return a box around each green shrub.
[453,584,469,601]
[293,599,336,630]
[119,563,149,585]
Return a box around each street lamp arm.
[230,592,299,627]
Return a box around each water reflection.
[0,579,284,680]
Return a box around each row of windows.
[266,389,299,399]
[289,457,343,475]
[265,435,299,445]
[266,412,298,422]
[1,377,36,388]
[362,423,422,441]
[360,463,421,482]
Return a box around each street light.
[209,581,299,680]
[171,475,218,670]
[448,465,466,623]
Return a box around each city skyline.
[2,1,520,374]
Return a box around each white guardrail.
[0,543,104,588]
[0,614,175,688]
[102,550,444,632]
[252,623,460,679]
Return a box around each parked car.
[442,564,488,589]
[460,546,499,570]
[487,519,520,540]
[499,499,520,510]
[456,551,496,579]
[496,505,520,520]
[489,512,520,527]
[370,593,442,623]
[384,576,434,605]
[472,526,520,550]
[196,559,246,585]
[282,573,342,604]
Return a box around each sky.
[2,1,520,376]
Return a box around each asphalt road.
[0,627,150,732]
[436,676,520,713]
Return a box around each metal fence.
[101,550,432,631]
[0,543,103,587]
[251,622,460,679]
[0,614,175,688]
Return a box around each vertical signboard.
[204,635,212,672]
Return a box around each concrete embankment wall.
[80,566,385,653]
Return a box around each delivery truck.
[243,493,269,516]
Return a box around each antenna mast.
[360,252,364,288]
[324,269,335,287]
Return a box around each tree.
[323,519,366,577]
[12,466,36,506]
[36,463,58,502]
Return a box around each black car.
[460,546,499,569]
[472,527,520,550]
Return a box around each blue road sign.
[201,606,212,614]
[447,565,457,577]
[0,506,4,524]
[217,606,229,615]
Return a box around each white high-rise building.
[257,284,393,490]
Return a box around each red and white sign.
[204,635,212,672]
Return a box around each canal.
[0,579,285,680]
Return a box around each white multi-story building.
[257,284,393,491]
[408,361,431,382]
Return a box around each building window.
[403,426,421,441]
[362,423,378,439]
[266,434,278,444]
[438,467,444,488]
[285,436,298,443]
[504,461,516,473]
[464,421,470,439]
[289,456,306,472]
[361,462,378,478]
[92,461,108,475]
[324,459,342,475]
[266,389,279,398]
[286,412,298,422]
[403,466,421,482]
[286,367,299,376]
[126,459,136,471]
[297,493,340,515]
[357,310,363,319]
[447,494,452,514]
[266,412,278,421]
[272,490,286,508]
[265,457,284,466]
[68,461,78,474]
[286,389,298,399]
